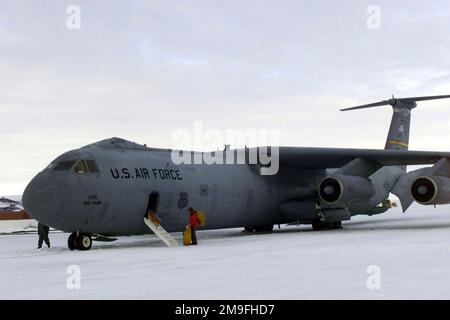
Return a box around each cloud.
[2,0,450,194]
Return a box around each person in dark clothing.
[37,222,50,249]
[188,207,200,245]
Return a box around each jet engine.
[411,176,450,205]
[318,175,375,206]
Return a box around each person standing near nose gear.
[37,222,50,249]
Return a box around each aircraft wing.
[277,147,450,169]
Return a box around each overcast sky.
[1,0,450,195]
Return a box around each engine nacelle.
[318,175,375,206]
[411,176,450,205]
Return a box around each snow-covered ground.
[1,204,450,300]
[0,219,37,234]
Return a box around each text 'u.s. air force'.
[110,168,182,180]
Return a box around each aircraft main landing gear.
[243,225,274,233]
[68,232,92,251]
[312,219,342,231]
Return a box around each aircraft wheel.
[68,232,78,251]
[76,233,92,251]
[244,227,254,233]
[312,219,323,231]
[254,225,274,232]
[333,221,342,229]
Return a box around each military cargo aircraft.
[23,95,450,250]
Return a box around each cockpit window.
[74,160,100,174]
[74,160,87,174]
[53,160,76,171]
[86,160,100,173]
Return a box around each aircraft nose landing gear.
[68,232,92,251]
[68,232,77,250]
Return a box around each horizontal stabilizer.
[341,94,450,111]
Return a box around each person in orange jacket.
[188,207,200,245]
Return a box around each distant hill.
[4,195,22,202]
[0,196,24,212]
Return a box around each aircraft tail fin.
[341,95,450,152]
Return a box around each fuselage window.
[53,160,76,171]
[74,160,87,174]
[86,160,100,173]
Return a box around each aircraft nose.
[23,173,62,224]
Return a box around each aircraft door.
[145,191,160,216]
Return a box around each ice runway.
[1,204,450,299]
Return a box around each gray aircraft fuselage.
[23,138,332,236]
[25,95,450,249]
